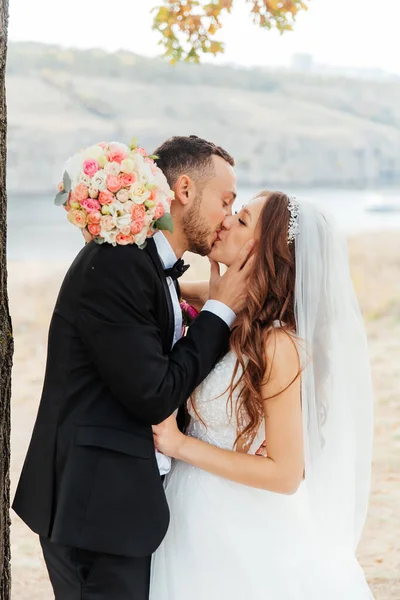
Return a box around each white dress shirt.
[152,232,235,474]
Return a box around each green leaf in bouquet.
[148,154,159,160]
[54,190,69,206]
[130,137,138,150]
[62,171,72,193]
[155,213,174,233]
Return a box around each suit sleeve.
[76,246,230,425]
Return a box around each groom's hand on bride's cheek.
[209,239,255,315]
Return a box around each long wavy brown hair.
[228,190,298,451]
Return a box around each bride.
[150,191,375,599]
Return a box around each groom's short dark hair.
[153,135,234,188]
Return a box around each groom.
[13,135,253,599]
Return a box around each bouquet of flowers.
[55,139,175,247]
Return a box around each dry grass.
[9,232,400,599]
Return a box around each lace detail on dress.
[187,351,265,454]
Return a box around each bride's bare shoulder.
[263,328,300,392]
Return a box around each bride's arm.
[153,331,304,495]
[179,281,209,312]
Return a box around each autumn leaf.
[153,0,308,63]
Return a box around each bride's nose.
[221,214,234,230]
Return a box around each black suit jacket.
[12,239,230,557]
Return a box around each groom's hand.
[209,239,255,315]
[82,228,94,244]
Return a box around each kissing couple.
[13,135,375,599]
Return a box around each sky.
[7,0,400,74]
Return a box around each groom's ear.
[173,174,197,207]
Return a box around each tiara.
[287,195,300,244]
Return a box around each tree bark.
[0,0,12,598]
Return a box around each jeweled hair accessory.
[287,195,300,244]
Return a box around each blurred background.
[6,0,400,598]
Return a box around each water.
[7,188,400,262]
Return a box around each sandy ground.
[8,232,400,599]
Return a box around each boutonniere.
[180,299,200,328]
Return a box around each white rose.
[130,183,151,205]
[63,151,85,187]
[144,213,153,227]
[108,200,125,217]
[78,172,91,186]
[109,141,130,155]
[134,228,148,247]
[83,144,106,163]
[116,213,131,230]
[101,230,118,246]
[123,200,134,214]
[154,168,171,197]
[108,201,131,229]
[116,189,130,203]
[130,152,146,174]
[91,171,107,191]
[104,161,121,176]
[139,161,155,186]
[120,158,135,174]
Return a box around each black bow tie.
[164,258,190,281]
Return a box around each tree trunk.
[0,0,12,598]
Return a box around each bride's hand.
[152,415,186,458]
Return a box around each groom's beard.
[182,194,218,256]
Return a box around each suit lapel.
[145,238,175,352]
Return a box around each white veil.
[294,200,374,552]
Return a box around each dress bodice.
[186,351,265,454]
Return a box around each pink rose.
[187,305,199,320]
[154,202,165,220]
[67,209,87,228]
[120,225,132,236]
[108,145,128,164]
[88,211,102,225]
[147,189,156,202]
[88,223,101,237]
[63,195,72,211]
[97,142,108,149]
[136,147,147,157]
[130,219,145,235]
[116,233,134,245]
[80,198,101,214]
[131,204,146,221]
[106,175,123,193]
[58,181,64,192]
[98,190,115,205]
[120,173,136,188]
[100,215,114,232]
[72,183,89,203]
[83,159,100,177]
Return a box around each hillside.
[6,42,400,193]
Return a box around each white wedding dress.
[149,350,374,600]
